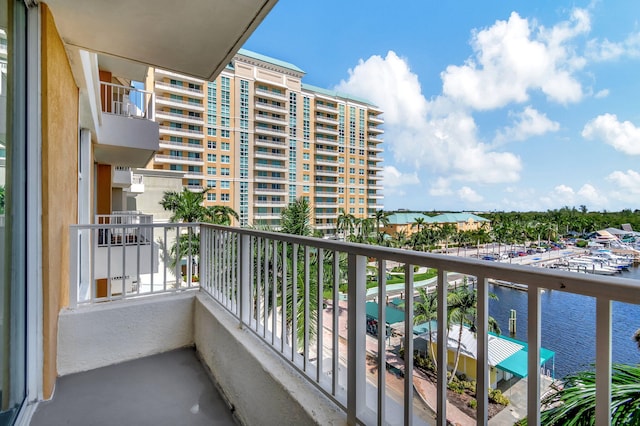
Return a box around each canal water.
[488,267,640,379]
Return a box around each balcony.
[368,126,384,135]
[315,125,339,136]
[255,87,287,102]
[255,137,287,149]
[155,80,204,98]
[155,110,204,126]
[155,154,204,166]
[255,125,287,138]
[158,139,204,153]
[57,222,640,425]
[112,166,134,188]
[315,103,338,114]
[95,82,159,167]
[255,100,287,113]
[368,135,383,144]
[159,125,205,139]
[156,95,205,113]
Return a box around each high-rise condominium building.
[151,49,384,234]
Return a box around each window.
[221,168,230,176]
[208,141,216,149]
[221,142,230,150]
[349,208,355,214]
[349,188,355,194]
[303,141,310,149]
[338,188,344,193]
[303,185,309,192]
[349,158,355,164]
[359,188,365,194]
[221,181,230,189]
[349,168,355,174]
[359,178,365,185]
[207,167,217,175]
[207,180,217,188]
[207,154,216,162]
[303,175,310,182]
[303,164,310,171]
[338,167,344,173]
[303,153,310,160]
[349,178,355,184]
[221,155,230,163]
[207,193,217,201]
[349,197,355,204]
[221,194,230,202]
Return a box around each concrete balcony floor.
[31,347,236,426]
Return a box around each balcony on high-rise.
[38,222,640,425]
[95,82,160,167]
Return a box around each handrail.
[100,82,155,120]
[197,223,640,425]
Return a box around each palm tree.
[206,205,239,225]
[280,197,312,236]
[336,209,355,240]
[525,364,640,425]
[412,217,426,233]
[160,188,209,223]
[447,284,500,383]
[414,287,438,368]
[373,210,391,244]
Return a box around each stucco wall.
[41,4,79,399]
[194,293,345,426]
[57,292,195,376]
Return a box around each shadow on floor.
[31,347,236,426]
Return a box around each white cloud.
[441,9,588,110]
[334,51,428,127]
[586,32,640,61]
[605,170,640,204]
[457,186,483,203]
[582,114,640,155]
[550,183,607,209]
[383,165,420,196]
[335,52,522,186]
[606,169,640,193]
[494,106,560,144]
[594,89,609,99]
[429,177,453,196]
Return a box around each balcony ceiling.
[45,0,278,81]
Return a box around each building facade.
[151,49,384,234]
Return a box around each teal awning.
[496,336,555,378]
[365,302,405,325]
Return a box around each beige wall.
[41,4,79,399]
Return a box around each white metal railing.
[100,82,155,120]
[69,222,200,307]
[198,224,640,426]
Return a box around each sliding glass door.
[0,0,27,423]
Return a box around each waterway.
[488,266,640,379]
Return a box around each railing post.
[239,233,251,328]
[476,275,488,426]
[200,225,208,292]
[436,270,448,425]
[527,286,541,426]
[347,253,366,425]
[595,298,612,426]
[403,263,414,426]
[69,227,78,309]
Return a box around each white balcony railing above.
[69,223,640,425]
[100,82,155,121]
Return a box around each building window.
[207,154,216,162]
[207,180,217,188]
[221,168,230,176]
[221,142,230,150]
[207,167,217,175]
[207,193,217,201]
[221,194,230,202]
[221,181,230,189]
[221,155,230,164]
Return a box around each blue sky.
[243,1,640,212]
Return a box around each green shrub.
[489,388,510,406]
[576,239,588,248]
[467,399,477,409]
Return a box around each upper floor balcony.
[95,82,159,167]
[155,80,204,98]
[156,95,205,113]
[52,222,640,426]
[255,100,287,114]
[255,87,287,102]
